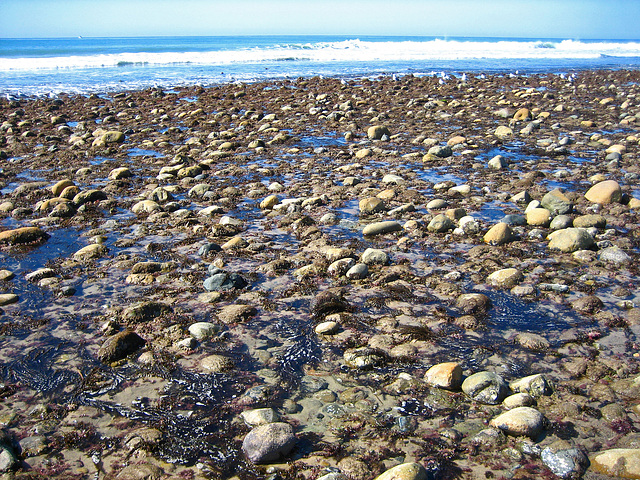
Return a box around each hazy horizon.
[2,0,639,40]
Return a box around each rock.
[115,463,163,480]
[591,449,640,478]
[73,189,107,205]
[585,180,622,204]
[510,374,552,397]
[201,354,234,372]
[0,227,49,246]
[100,131,125,144]
[368,125,391,140]
[382,174,404,184]
[73,243,108,261]
[541,441,589,479]
[489,406,545,438]
[541,189,573,215]
[0,270,15,281]
[424,362,462,390]
[487,268,523,288]
[427,198,448,210]
[188,322,220,341]
[483,222,513,245]
[488,155,508,170]
[346,263,368,279]
[462,371,509,404]
[456,293,492,314]
[573,214,606,229]
[515,332,550,352]
[427,214,455,233]
[315,321,339,335]
[374,462,429,480]
[494,125,513,140]
[98,330,146,363]
[241,408,280,427]
[203,272,247,291]
[503,393,536,409]
[108,167,133,180]
[0,294,19,306]
[222,236,248,250]
[260,194,279,210]
[317,473,349,480]
[361,248,389,265]
[363,221,402,236]
[131,200,161,214]
[427,145,452,158]
[242,422,297,464]
[550,214,573,230]
[548,228,595,252]
[359,197,386,214]
[122,301,171,323]
[344,347,386,369]
[599,246,632,265]
[513,108,531,121]
[51,179,74,196]
[218,304,257,324]
[311,289,348,316]
[572,295,604,314]
[526,208,551,227]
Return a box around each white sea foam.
[2,39,640,71]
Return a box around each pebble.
[510,374,552,398]
[0,270,15,281]
[526,207,551,227]
[549,214,573,230]
[489,406,545,438]
[427,214,455,233]
[242,422,297,464]
[346,263,368,279]
[541,189,573,215]
[359,197,386,214]
[456,293,492,314]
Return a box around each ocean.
[1,35,640,97]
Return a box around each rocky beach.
[0,69,639,479]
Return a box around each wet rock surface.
[0,71,639,479]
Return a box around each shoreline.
[0,69,639,479]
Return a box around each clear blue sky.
[1,0,639,39]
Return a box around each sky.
[1,0,639,39]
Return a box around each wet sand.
[0,70,640,479]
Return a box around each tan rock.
[489,406,545,438]
[526,208,551,227]
[73,243,108,261]
[260,194,279,210]
[591,449,640,478]
[494,125,513,140]
[424,362,462,390]
[585,180,622,204]
[487,268,523,288]
[374,463,428,480]
[51,179,75,196]
[484,222,512,245]
[513,108,531,121]
[359,197,386,214]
